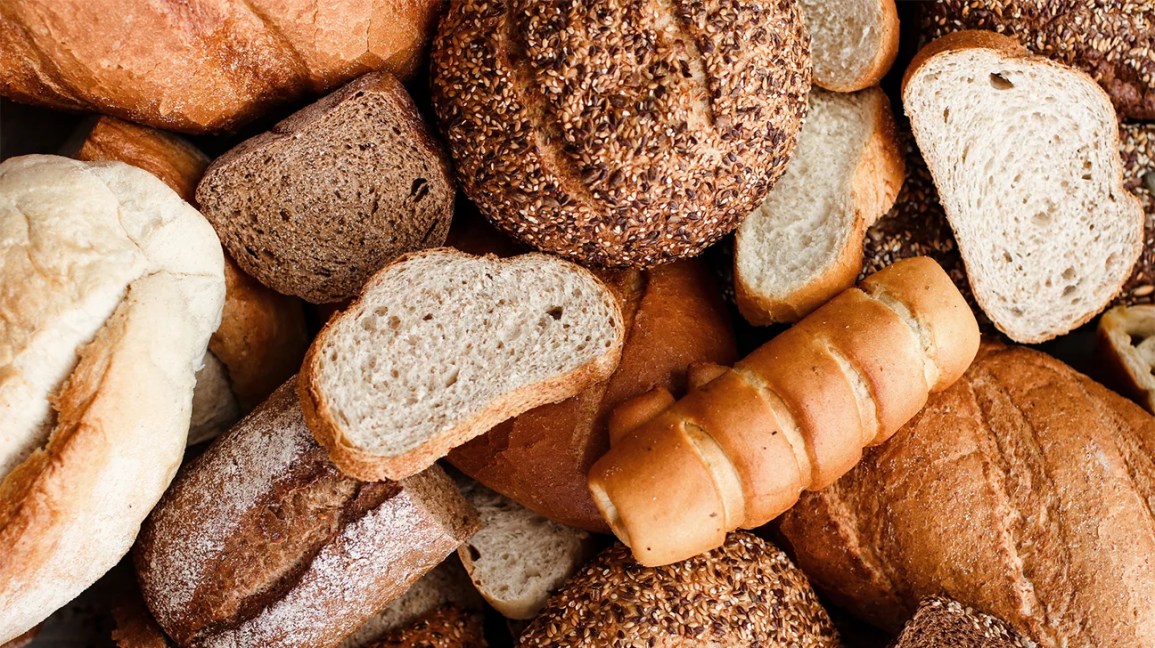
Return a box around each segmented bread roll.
[588,257,979,566]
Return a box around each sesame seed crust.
[919,1,1155,121]
[517,532,839,647]
[431,0,810,268]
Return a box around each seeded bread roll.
[135,381,479,648]
[893,598,1037,648]
[197,71,455,304]
[367,606,486,648]
[430,0,811,268]
[518,533,838,647]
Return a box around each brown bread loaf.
[0,0,443,133]
[778,344,1155,647]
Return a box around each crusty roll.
[588,257,979,566]
[0,0,444,133]
[135,381,479,648]
[779,344,1155,647]
[0,155,226,643]
[448,258,736,531]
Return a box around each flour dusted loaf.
[301,249,625,482]
[135,381,479,648]
[430,0,811,267]
[0,155,225,643]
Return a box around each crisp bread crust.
[430,0,810,268]
[894,597,1036,647]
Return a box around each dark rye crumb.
[518,532,838,647]
[431,0,810,268]
[893,597,1037,648]
[919,1,1155,121]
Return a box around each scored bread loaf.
[892,598,1037,648]
[301,249,625,482]
[0,156,226,643]
[735,87,904,324]
[902,31,1144,343]
[0,0,443,132]
[135,381,479,648]
[801,0,899,92]
[778,344,1155,647]
[589,256,979,566]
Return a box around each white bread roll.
[0,155,225,642]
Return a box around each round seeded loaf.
[430,0,811,268]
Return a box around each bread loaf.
[801,0,898,92]
[0,155,226,643]
[778,344,1155,647]
[135,381,479,648]
[0,0,443,132]
[589,256,979,566]
[430,0,811,268]
[448,258,736,531]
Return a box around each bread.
[197,72,455,304]
[135,380,479,648]
[367,606,486,648]
[519,532,838,647]
[801,0,898,92]
[112,583,174,648]
[590,256,979,566]
[1118,122,1155,305]
[0,155,226,643]
[902,31,1144,343]
[0,629,39,648]
[301,249,625,482]
[892,598,1036,648]
[919,0,1155,121]
[454,477,593,619]
[734,87,904,324]
[448,258,736,531]
[430,0,811,268]
[0,0,443,132]
[76,115,310,442]
[778,344,1155,647]
[1096,305,1155,413]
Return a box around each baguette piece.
[735,87,904,324]
[893,598,1036,648]
[301,249,625,482]
[0,0,443,132]
[135,381,479,648]
[589,257,979,566]
[778,344,1155,647]
[902,31,1144,343]
[519,533,838,647]
[801,0,899,92]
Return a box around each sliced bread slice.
[903,31,1144,343]
[735,87,904,325]
[801,0,899,92]
[300,249,625,481]
[454,477,593,620]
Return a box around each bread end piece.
[805,0,899,92]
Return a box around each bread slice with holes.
[454,476,593,620]
[735,87,904,325]
[903,31,1144,343]
[300,249,626,482]
[802,0,899,92]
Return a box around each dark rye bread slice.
[893,598,1037,648]
[135,381,479,648]
[196,71,454,304]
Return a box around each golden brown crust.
[1096,305,1155,413]
[813,0,900,93]
[367,606,487,648]
[901,30,1032,95]
[77,117,209,201]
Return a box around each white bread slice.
[455,477,593,620]
[735,88,904,325]
[300,249,625,481]
[802,0,899,92]
[903,31,1144,343]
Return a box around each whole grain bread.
[300,249,625,482]
[430,0,811,268]
[367,606,486,648]
[802,0,899,92]
[892,598,1037,648]
[135,381,479,648]
[778,344,1155,647]
[197,71,454,304]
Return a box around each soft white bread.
[802,0,899,92]
[0,155,225,642]
[589,257,979,566]
[301,249,625,482]
[735,87,904,324]
[455,477,592,620]
[903,31,1144,343]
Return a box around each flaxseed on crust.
[431,0,810,268]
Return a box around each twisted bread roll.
[588,257,979,566]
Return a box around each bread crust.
[366,606,486,648]
[811,0,900,93]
